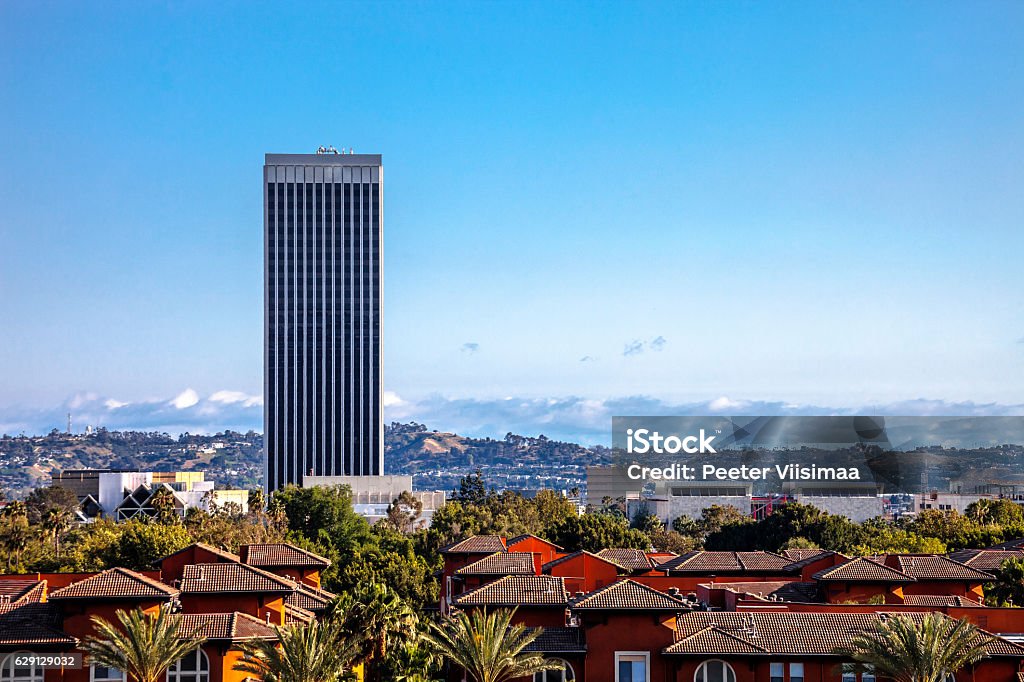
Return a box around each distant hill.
[0,423,610,498]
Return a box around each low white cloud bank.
[1,391,1022,444]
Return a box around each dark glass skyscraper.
[264,153,383,490]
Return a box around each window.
[534,660,574,682]
[616,653,649,682]
[862,667,876,682]
[167,650,209,682]
[91,665,124,682]
[0,653,44,682]
[789,663,804,682]
[842,672,856,682]
[694,660,736,682]
[770,663,784,682]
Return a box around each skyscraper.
[264,152,383,490]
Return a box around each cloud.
[461,343,480,354]
[624,337,667,356]
[171,389,200,409]
[3,392,1024,447]
[208,390,263,407]
[623,340,644,357]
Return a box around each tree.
[836,613,991,682]
[421,608,561,682]
[234,617,364,682]
[148,487,180,525]
[547,513,649,553]
[43,507,73,556]
[384,492,424,533]
[330,583,418,682]
[966,499,1024,527]
[0,501,31,571]
[25,486,80,525]
[82,605,205,682]
[986,556,1024,606]
[451,471,488,505]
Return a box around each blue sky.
[1,2,1022,441]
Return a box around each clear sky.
[1,2,1022,441]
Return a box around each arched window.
[694,660,736,682]
[0,653,44,682]
[534,659,575,682]
[167,649,209,682]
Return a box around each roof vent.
[668,587,681,597]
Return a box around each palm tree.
[836,613,992,682]
[233,617,365,682]
[421,608,562,682]
[330,583,418,682]
[83,605,205,682]
[986,556,1024,606]
[43,507,73,557]
[1,502,31,571]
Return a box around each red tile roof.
[241,543,330,568]
[456,552,537,576]
[48,568,179,601]
[286,584,335,613]
[709,581,820,603]
[524,627,586,654]
[812,557,914,583]
[180,563,296,594]
[596,549,657,572]
[0,602,76,647]
[455,575,568,607]
[175,612,278,641]
[543,550,626,573]
[156,542,241,565]
[659,551,794,574]
[666,612,1023,657]
[0,579,46,603]
[948,549,1024,572]
[508,534,562,550]
[892,555,993,581]
[901,595,982,607]
[440,535,508,554]
[571,579,689,611]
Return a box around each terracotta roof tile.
[241,543,330,568]
[812,557,914,583]
[782,549,830,562]
[508,534,562,550]
[440,536,508,554]
[0,602,76,647]
[543,551,626,573]
[710,581,820,603]
[892,555,993,581]
[524,627,586,653]
[286,584,335,613]
[0,579,46,603]
[180,563,296,594]
[456,552,537,576]
[156,542,241,565]
[901,595,981,607]
[571,579,689,611]
[666,612,1023,657]
[660,551,794,574]
[454,576,568,607]
[175,612,278,641]
[284,604,316,623]
[596,549,656,572]
[49,568,178,600]
[948,549,1024,572]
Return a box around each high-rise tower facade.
[264,153,383,490]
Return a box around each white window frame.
[90,664,124,682]
[615,651,650,682]
[1,652,44,682]
[694,659,737,682]
[166,649,209,682]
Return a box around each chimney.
[668,587,681,597]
